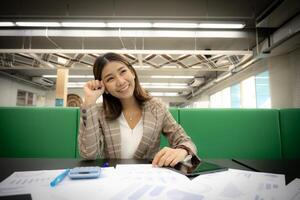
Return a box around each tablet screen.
[186,161,228,177]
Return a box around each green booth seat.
[179,108,282,159]
[279,108,300,159]
[0,107,79,158]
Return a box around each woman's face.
[101,61,136,100]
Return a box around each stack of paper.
[0,165,299,200]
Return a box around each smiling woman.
[78,52,200,171]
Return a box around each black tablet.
[168,161,228,177]
[186,161,228,177]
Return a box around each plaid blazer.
[78,98,200,166]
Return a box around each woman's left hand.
[152,147,188,167]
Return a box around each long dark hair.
[93,52,152,120]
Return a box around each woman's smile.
[118,84,130,93]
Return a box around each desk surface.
[0,158,299,184]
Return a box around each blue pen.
[50,169,70,187]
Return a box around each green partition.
[0,107,79,158]
[179,108,282,159]
[160,108,179,148]
[279,109,300,158]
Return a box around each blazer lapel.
[134,103,158,159]
[106,119,121,158]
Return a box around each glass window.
[16,90,36,106]
[241,76,256,108]
[17,90,26,106]
[230,84,241,108]
[255,71,271,108]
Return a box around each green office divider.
[160,108,179,148]
[0,107,79,158]
[179,108,282,159]
[279,109,300,158]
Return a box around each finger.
[85,81,92,90]
[95,80,102,89]
[170,157,182,167]
[164,154,176,166]
[152,148,168,166]
[91,80,97,90]
[158,152,172,167]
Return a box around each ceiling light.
[107,22,152,28]
[150,92,180,97]
[16,22,61,27]
[61,22,106,27]
[153,23,198,28]
[198,23,245,29]
[142,85,188,89]
[150,75,194,79]
[141,83,187,86]
[0,22,15,27]
[43,75,94,78]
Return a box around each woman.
[78,52,200,170]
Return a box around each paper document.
[0,165,292,200]
[115,164,190,184]
[187,169,285,200]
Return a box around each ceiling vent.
[32,77,54,86]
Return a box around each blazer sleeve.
[160,101,201,169]
[78,103,104,160]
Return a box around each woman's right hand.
[83,80,105,105]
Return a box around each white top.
[118,113,143,159]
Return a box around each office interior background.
[0,0,299,109]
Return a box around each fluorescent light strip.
[61,22,106,27]
[150,75,194,79]
[9,21,245,29]
[150,92,180,97]
[43,75,94,78]
[198,23,245,29]
[142,85,188,89]
[107,22,152,28]
[16,22,61,27]
[141,83,187,86]
[153,23,198,28]
[0,22,15,26]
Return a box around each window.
[16,90,36,106]
[210,88,230,108]
[209,70,271,109]
[241,76,256,108]
[230,84,241,108]
[255,71,271,108]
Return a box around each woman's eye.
[106,77,113,82]
[120,69,127,74]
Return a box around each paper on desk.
[276,178,300,200]
[185,168,286,200]
[0,167,116,198]
[115,164,190,185]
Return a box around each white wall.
[0,75,48,107]
[269,48,300,108]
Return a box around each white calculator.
[68,166,101,179]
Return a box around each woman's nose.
[115,75,125,86]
